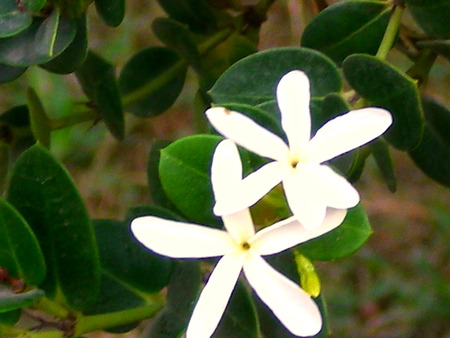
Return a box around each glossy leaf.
[26,87,51,149]
[156,0,217,33]
[7,144,101,311]
[148,261,201,338]
[41,15,88,74]
[0,0,32,38]
[0,198,46,286]
[119,46,187,117]
[159,134,222,226]
[152,17,202,73]
[76,51,124,140]
[95,0,125,27]
[343,54,424,150]
[213,281,259,338]
[409,97,450,187]
[209,47,342,106]
[417,40,450,60]
[0,14,76,67]
[301,0,390,64]
[406,0,450,39]
[0,287,44,313]
[0,63,27,83]
[297,205,372,261]
[94,219,173,294]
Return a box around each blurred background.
[0,0,448,337]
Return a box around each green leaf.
[159,134,222,226]
[148,141,181,211]
[409,97,450,187]
[156,0,217,33]
[417,39,450,60]
[0,287,44,313]
[0,15,76,67]
[0,144,9,194]
[213,281,258,338]
[0,0,32,38]
[23,0,47,12]
[297,205,372,261]
[406,0,450,39]
[7,144,101,311]
[209,47,342,106]
[0,309,21,326]
[0,63,27,83]
[119,47,187,117]
[370,138,397,192]
[152,17,202,73]
[41,15,88,74]
[0,198,46,286]
[301,0,390,64]
[95,0,125,27]
[148,261,201,338]
[76,51,124,140]
[343,54,424,150]
[26,87,51,149]
[94,219,173,294]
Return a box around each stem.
[0,325,28,336]
[73,303,163,336]
[50,109,97,130]
[32,297,70,319]
[376,4,405,60]
[122,28,233,109]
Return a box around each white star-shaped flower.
[206,70,392,229]
[131,140,346,338]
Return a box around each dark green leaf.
[409,97,450,187]
[23,0,47,12]
[0,309,21,326]
[95,0,125,27]
[406,0,450,39]
[148,261,201,338]
[76,51,124,140]
[297,205,372,261]
[7,144,101,310]
[0,0,32,38]
[148,141,181,211]
[417,39,450,60]
[156,0,217,33]
[152,17,202,73]
[0,144,9,194]
[210,47,342,106]
[41,15,88,74]
[0,198,46,286]
[125,205,184,224]
[213,281,258,338]
[0,63,27,83]
[0,14,76,67]
[301,0,390,64]
[0,287,44,313]
[343,54,424,150]
[94,219,172,294]
[370,138,397,192]
[26,87,51,149]
[159,134,222,226]
[119,46,187,117]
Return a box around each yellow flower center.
[241,242,251,250]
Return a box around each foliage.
[0,0,448,337]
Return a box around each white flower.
[131,140,346,338]
[206,70,393,229]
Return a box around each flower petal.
[243,254,322,337]
[206,107,289,162]
[314,165,360,209]
[277,70,311,152]
[283,166,328,230]
[131,216,236,258]
[222,209,255,244]
[250,208,346,255]
[307,107,393,164]
[186,253,245,338]
[213,161,288,216]
[211,139,243,203]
